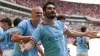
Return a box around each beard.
[45,11,56,19]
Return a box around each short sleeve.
[56,20,70,32]
[64,24,70,32]
[5,28,20,41]
[17,20,27,35]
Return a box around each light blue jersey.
[63,25,70,56]
[13,20,38,56]
[64,35,68,56]
[0,27,5,51]
[76,36,88,52]
[4,27,19,49]
[32,20,69,56]
[0,27,4,40]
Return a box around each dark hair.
[0,17,12,26]
[81,26,87,32]
[57,15,66,20]
[43,2,56,11]
[13,18,22,27]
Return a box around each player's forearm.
[94,36,100,38]
[36,44,44,56]
[12,34,31,42]
[38,50,44,56]
[25,40,35,50]
[0,38,3,42]
[65,30,86,37]
[72,32,86,37]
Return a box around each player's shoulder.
[55,20,64,26]
[20,20,29,23]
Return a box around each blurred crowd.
[7,0,100,19]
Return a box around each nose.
[51,10,55,13]
[38,14,43,17]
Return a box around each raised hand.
[87,32,97,38]
[20,40,25,52]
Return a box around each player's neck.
[43,18,54,25]
[30,20,39,28]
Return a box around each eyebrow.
[47,7,55,8]
[36,12,43,14]
[47,7,56,10]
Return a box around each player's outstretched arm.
[12,32,32,42]
[20,40,35,52]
